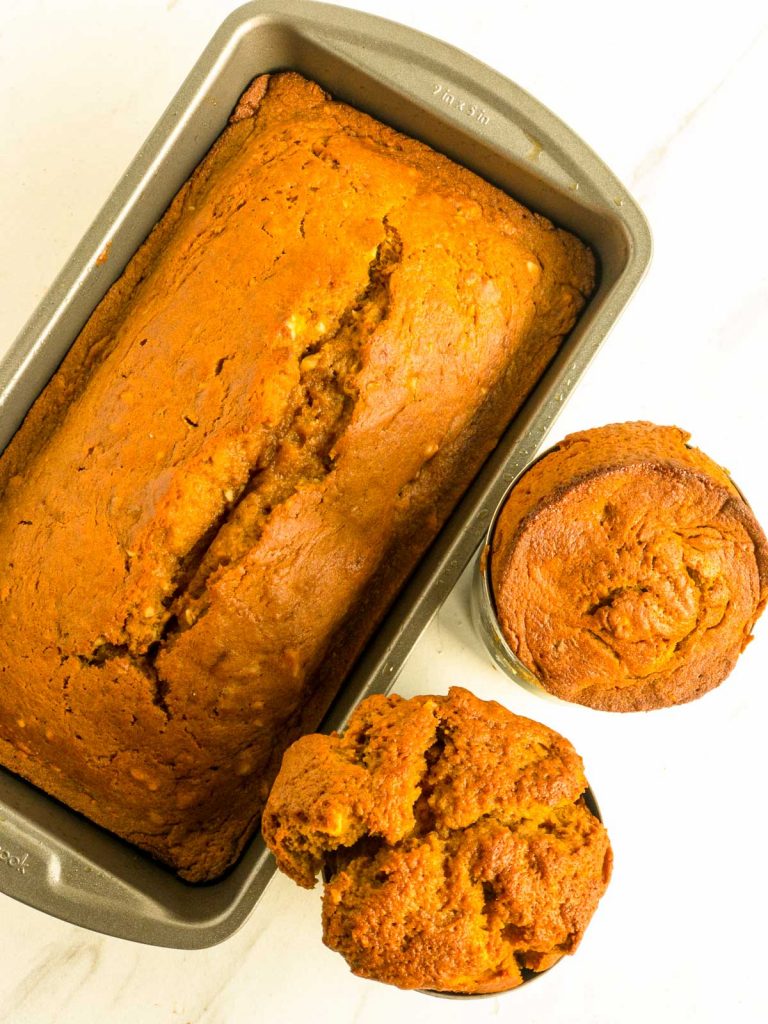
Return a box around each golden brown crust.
[263,687,612,993]
[491,422,768,711]
[0,72,594,880]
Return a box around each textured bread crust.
[0,73,594,881]
[491,422,768,711]
[263,687,612,994]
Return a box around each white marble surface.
[1,1,768,1021]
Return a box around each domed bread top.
[0,70,593,881]
[263,687,611,993]
[490,422,768,711]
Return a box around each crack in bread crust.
[166,222,403,638]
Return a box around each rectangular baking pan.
[0,0,651,947]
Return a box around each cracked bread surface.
[0,72,594,881]
[491,422,768,711]
[263,687,611,993]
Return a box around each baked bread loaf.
[0,72,594,881]
[491,422,768,711]
[263,686,612,993]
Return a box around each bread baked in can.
[490,422,768,711]
[264,687,612,993]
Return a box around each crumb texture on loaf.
[491,421,768,711]
[263,687,612,994]
[0,72,594,880]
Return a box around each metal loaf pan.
[0,0,651,947]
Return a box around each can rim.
[472,443,565,699]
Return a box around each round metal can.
[469,448,567,703]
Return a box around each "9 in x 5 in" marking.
[432,83,489,125]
